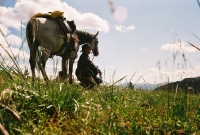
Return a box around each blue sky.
[0,0,200,84]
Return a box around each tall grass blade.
[0,103,20,122]
[0,124,9,135]
[133,75,142,87]
[197,0,200,8]
[188,41,200,51]
[0,29,22,74]
[189,30,200,41]
[113,76,126,85]
[129,70,137,82]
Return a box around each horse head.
[90,31,99,56]
[74,30,100,56]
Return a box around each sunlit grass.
[0,72,200,134]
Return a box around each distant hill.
[134,83,156,90]
[121,82,164,90]
[156,77,200,94]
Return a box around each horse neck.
[75,30,93,45]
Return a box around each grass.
[0,70,200,134]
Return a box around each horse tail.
[26,18,38,49]
[26,18,39,77]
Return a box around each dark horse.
[26,17,99,83]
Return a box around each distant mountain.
[119,77,200,93]
[134,83,157,90]
[121,82,165,90]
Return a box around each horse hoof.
[69,78,73,84]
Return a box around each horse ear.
[94,31,99,37]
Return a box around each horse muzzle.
[93,50,99,56]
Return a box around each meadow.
[0,66,200,134]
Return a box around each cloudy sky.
[0,0,200,84]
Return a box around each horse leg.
[65,59,68,78]
[29,44,37,82]
[39,50,49,81]
[69,58,75,84]
[61,57,68,80]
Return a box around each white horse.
[26,17,99,83]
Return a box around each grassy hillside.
[156,77,200,94]
[0,68,200,134]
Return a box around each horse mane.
[74,30,95,44]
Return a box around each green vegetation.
[0,68,200,134]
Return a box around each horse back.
[26,18,65,55]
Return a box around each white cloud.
[0,23,10,35]
[160,42,197,53]
[6,35,22,46]
[122,67,200,84]
[0,34,22,46]
[148,67,196,76]
[195,66,200,70]
[140,48,150,53]
[79,13,109,32]
[148,68,160,72]
[0,35,29,60]
[115,25,135,32]
[0,34,6,46]
[0,0,109,32]
[0,46,29,59]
